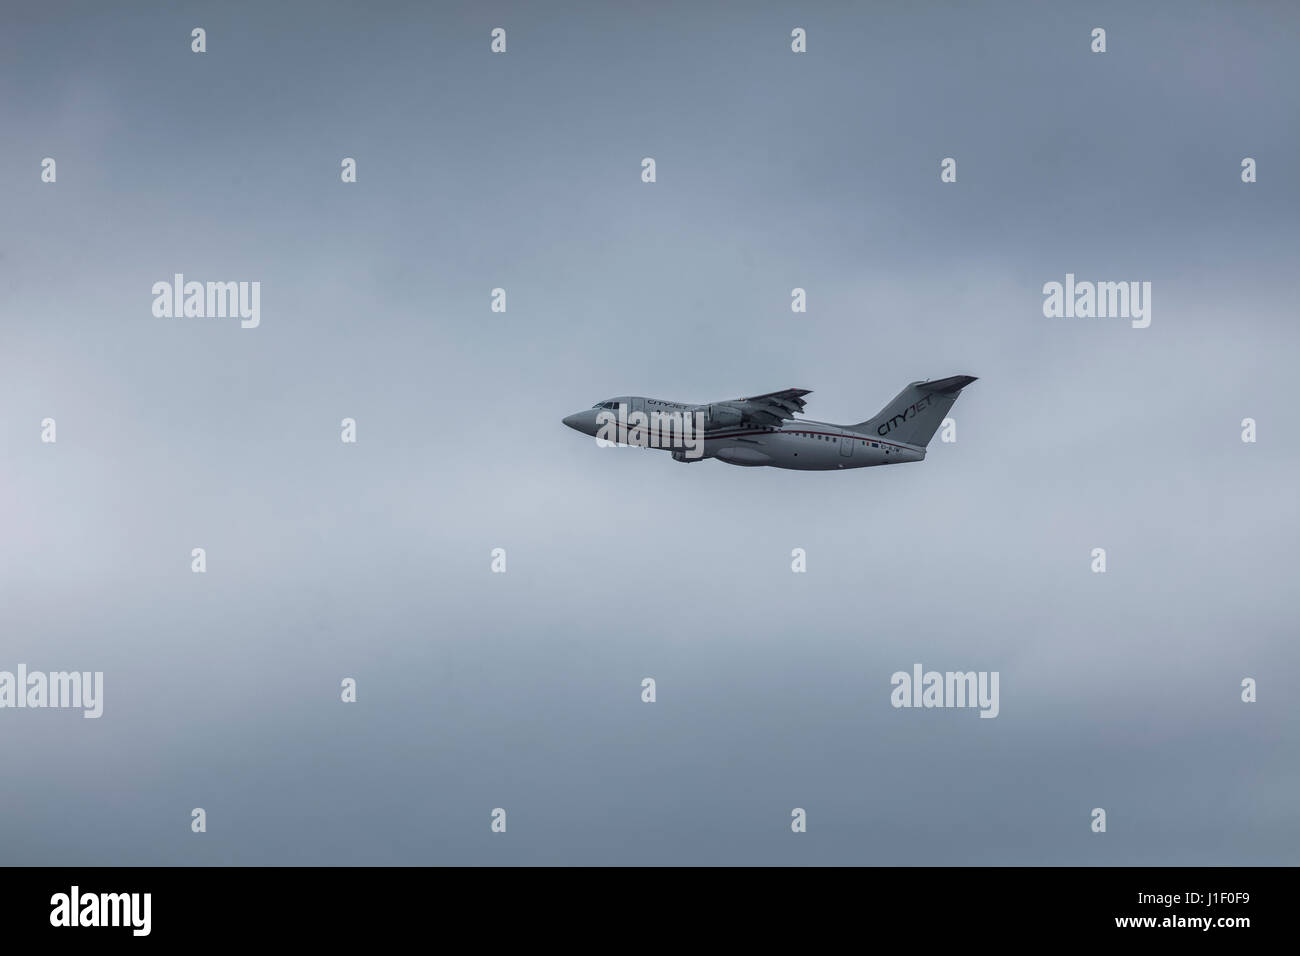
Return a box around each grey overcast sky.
[1,0,1297,864]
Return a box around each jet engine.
[695,402,745,429]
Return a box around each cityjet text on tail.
[561,375,976,471]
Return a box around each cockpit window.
[592,400,620,409]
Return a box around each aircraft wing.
[721,388,812,426]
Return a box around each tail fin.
[851,375,977,447]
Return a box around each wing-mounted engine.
[692,388,812,431]
[694,402,746,430]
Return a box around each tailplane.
[852,375,977,447]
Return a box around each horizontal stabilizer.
[918,375,978,395]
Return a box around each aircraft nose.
[562,412,585,431]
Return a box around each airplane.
[561,375,977,471]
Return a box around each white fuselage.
[564,397,926,471]
[696,416,926,469]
